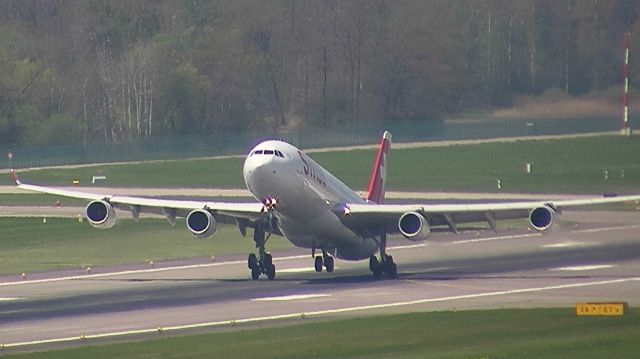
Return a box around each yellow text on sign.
[576,303,626,316]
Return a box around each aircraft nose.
[243,155,276,196]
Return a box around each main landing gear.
[248,220,276,280]
[313,250,335,273]
[369,229,398,279]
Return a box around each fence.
[0,116,622,169]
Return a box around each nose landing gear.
[248,251,275,280]
[248,213,277,280]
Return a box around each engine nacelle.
[85,200,117,229]
[398,211,431,241]
[186,209,218,239]
[529,205,556,232]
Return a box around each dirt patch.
[492,89,620,119]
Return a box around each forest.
[1,0,639,146]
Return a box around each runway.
[1,210,640,351]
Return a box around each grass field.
[0,193,88,206]
[4,308,638,358]
[5,135,640,194]
[0,218,292,275]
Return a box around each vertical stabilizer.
[367,131,392,204]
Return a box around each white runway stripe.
[0,255,309,287]
[388,243,427,250]
[551,265,615,271]
[543,242,591,248]
[572,224,640,233]
[452,233,541,244]
[251,294,331,302]
[278,267,318,273]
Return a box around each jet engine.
[398,211,431,241]
[85,200,117,229]
[529,205,556,232]
[186,209,218,239]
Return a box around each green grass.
[6,157,247,188]
[0,218,292,275]
[5,308,638,358]
[0,193,88,206]
[0,193,247,207]
[6,136,640,193]
[313,136,640,194]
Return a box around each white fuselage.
[242,140,379,260]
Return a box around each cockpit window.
[252,149,284,157]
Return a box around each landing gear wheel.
[372,266,383,280]
[324,255,335,273]
[385,257,398,279]
[264,253,273,267]
[248,254,258,270]
[370,257,398,280]
[370,255,383,279]
[314,256,324,273]
[386,255,395,274]
[369,228,399,280]
[369,256,379,272]
[251,267,260,280]
[267,263,276,280]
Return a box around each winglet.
[366,131,392,204]
[10,169,21,185]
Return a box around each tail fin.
[10,169,21,185]
[367,131,392,204]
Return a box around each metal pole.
[622,31,632,135]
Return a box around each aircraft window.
[254,150,264,155]
[275,150,284,158]
[264,150,274,155]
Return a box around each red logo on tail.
[367,131,391,204]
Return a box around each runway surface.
[1,210,640,351]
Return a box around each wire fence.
[0,116,622,169]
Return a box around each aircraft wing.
[15,182,266,226]
[339,195,640,234]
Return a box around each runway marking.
[4,276,639,349]
[543,242,591,248]
[452,233,541,244]
[389,243,427,250]
[279,267,317,273]
[251,294,331,302]
[0,297,22,301]
[0,255,309,288]
[572,224,640,234]
[0,243,433,287]
[1,223,637,288]
[551,265,615,271]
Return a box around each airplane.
[11,131,640,280]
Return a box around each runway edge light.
[576,302,627,316]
